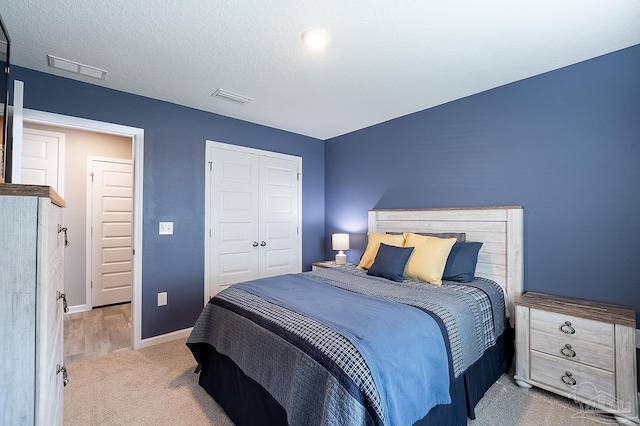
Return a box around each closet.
[205,141,302,298]
[0,185,66,426]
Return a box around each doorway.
[22,109,145,350]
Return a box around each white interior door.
[259,156,300,278]
[206,142,301,298]
[90,158,133,307]
[20,127,65,196]
[209,147,260,292]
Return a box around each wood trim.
[514,292,636,328]
[0,183,65,207]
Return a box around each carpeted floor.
[64,337,623,425]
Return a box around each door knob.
[252,241,259,247]
[260,241,267,246]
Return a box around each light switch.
[158,292,167,306]
[159,222,173,235]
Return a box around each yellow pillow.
[402,233,456,285]
[357,233,405,270]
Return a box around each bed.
[188,206,524,426]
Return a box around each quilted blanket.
[187,266,505,426]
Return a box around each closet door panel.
[210,148,260,289]
[259,156,299,278]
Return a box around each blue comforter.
[237,274,451,426]
[188,265,506,425]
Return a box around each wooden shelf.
[0,183,65,207]
[514,292,635,328]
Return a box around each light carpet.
[64,337,622,425]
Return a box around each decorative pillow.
[357,233,405,270]
[367,243,414,282]
[402,233,457,285]
[443,242,483,283]
[387,231,466,242]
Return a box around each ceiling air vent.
[212,88,253,105]
[47,55,107,80]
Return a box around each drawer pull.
[56,291,69,313]
[560,344,576,358]
[560,321,575,335]
[57,364,69,387]
[561,371,576,386]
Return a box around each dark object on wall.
[0,14,11,183]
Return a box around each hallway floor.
[64,302,132,365]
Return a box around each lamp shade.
[332,233,350,251]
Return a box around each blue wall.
[9,42,639,364]
[325,45,640,326]
[11,67,325,339]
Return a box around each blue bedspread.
[188,266,506,425]
[237,274,451,426]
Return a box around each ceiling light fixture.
[47,54,107,80]
[211,88,253,105]
[301,29,328,49]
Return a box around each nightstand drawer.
[530,329,614,371]
[530,351,615,405]
[530,308,613,347]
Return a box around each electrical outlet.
[159,222,173,235]
[157,292,167,306]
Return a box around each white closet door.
[259,156,299,278]
[207,142,301,298]
[210,147,260,290]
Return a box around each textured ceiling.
[1,1,639,140]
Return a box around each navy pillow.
[443,242,483,282]
[367,243,414,282]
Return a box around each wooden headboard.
[368,206,524,317]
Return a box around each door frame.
[204,140,302,303]
[22,108,145,350]
[86,156,134,309]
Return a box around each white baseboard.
[65,304,88,314]
[136,327,193,350]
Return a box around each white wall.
[26,123,131,308]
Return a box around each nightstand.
[514,292,638,425]
[312,261,348,271]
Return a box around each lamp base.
[335,251,347,265]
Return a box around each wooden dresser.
[514,292,638,425]
[0,184,67,426]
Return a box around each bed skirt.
[188,325,512,426]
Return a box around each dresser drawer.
[530,351,615,406]
[530,308,613,347]
[530,329,614,371]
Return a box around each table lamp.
[332,233,349,265]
